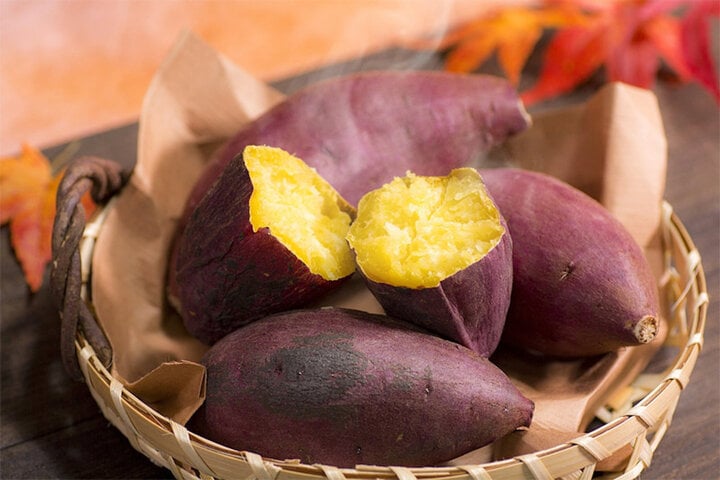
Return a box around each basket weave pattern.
[55,158,707,480]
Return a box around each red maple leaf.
[522,0,717,105]
[679,0,720,102]
[433,0,719,105]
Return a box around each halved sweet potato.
[189,307,534,467]
[481,168,660,358]
[174,146,355,344]
[345,168,512,357]
[169,70,530,323]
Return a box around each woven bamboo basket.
[51,156,708,480]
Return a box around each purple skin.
[481,168,660,358]
[188,308,534,467]
[362,223,512,358]
[174,154,350,345]
[185,70,530,214]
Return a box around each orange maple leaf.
[438,5,588,85]
[0,144,95,292]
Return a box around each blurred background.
[0,0,529,156]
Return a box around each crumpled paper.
[91,31,285,418]
[90,31,667,465]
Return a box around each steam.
[272,0,477,94]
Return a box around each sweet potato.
[481,168,659,357]
[189,307,534,467]
[170,70,529,324]
[346,168,512,357]
[188,71,530,210]
[174,146,356,344]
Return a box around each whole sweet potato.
[174,146,356,344]
[189,307,534,467]
[481,168,659,357]
[346,168,512,357]
[188,71,530,210]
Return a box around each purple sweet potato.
[346,168,512,357]
[169,70,529,326]
[481,168,660,357]
[174,146,356,344]
[188,70,530,211]
[189,307,534,467]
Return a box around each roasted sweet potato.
[346,168,512,357]
[188,71,530,210]
[481,168,659,357]
[189,307,534,467]
[170,70,530,324]
[174,146,356,344]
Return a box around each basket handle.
[50,156,130,381]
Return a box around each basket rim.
[74,200,709,480]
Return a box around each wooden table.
[2,50,718,479]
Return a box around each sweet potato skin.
[481,168,659,357]
[189,308,534,467]
[174,154,349,345]
[361,224,512,357]
[186,71,530,210]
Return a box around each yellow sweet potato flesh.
[347,168,504,288]
[245,146,355,281]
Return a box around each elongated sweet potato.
[346,168,512,357]
[174,146,356,344]
[189,307,534,467]
[188,71,530,210]
[481,168,659,357]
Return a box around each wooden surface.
[1,50,719,479]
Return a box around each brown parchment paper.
[91,29,668,457]
[91,31,285,417]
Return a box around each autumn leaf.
[0,144,95,292]
[437,6,588,85]
[519,21,608,105]
[680,0,720,102]
[433,0,718,105]
[521,0,717,105]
